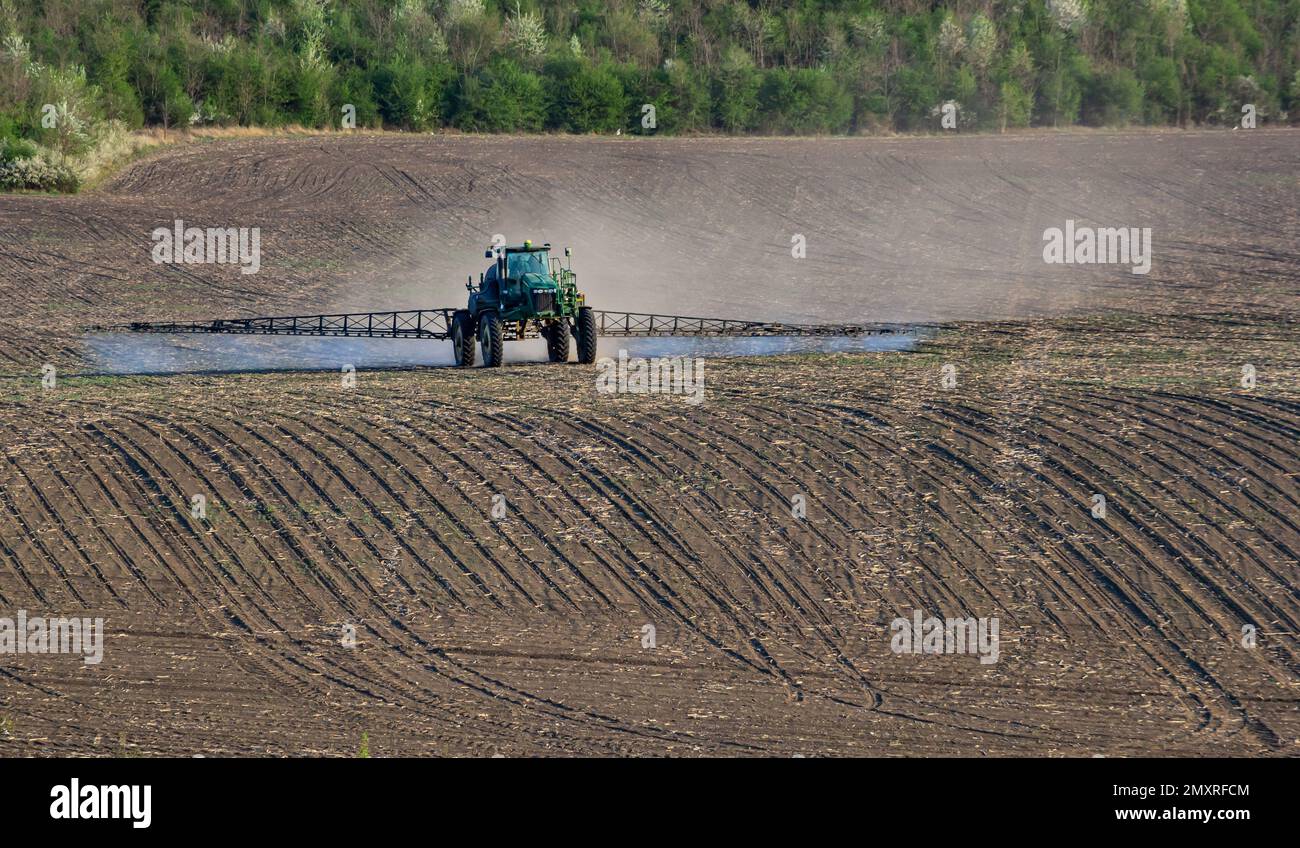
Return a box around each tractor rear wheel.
[479,311,504,367]
[452,310,475,367]
[546,321,570,362]
[576,307,597,364]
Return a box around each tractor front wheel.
[452,310,475,367]
[479,311,504,367]
[546,321,570,363]
[576,307,597,364]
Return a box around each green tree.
[758,68,851,133]
[1138,55,1180,123]
[1083,68,1144,126]
[373,59,438,130]
[546,59,624,132]
[712,45,759,132]
[331,66,380,128]
[998,81,1033,130]
[453,59,545,132]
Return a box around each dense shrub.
[999,81,1034,129]
[545,59,625,132]
[0,156,80,192]
[1138,56,1181,123]
[453,60,545,133]
[712,46,760,132]
[892,66,940,131]
[657,61,711,133]
[331,66,381,129]
[0,135,37,162]
[758,69,851,133]
[372,60,438,130]
[1083,68,1144,126]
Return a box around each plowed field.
[0,131,1296,756]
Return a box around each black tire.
[479,311,504,367]
[452,310,475,367]
[576,306,597,364]
[546,321,570,363]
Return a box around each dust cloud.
[86,133,1231,373]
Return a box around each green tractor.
[452,240,597,368]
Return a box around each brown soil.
[0,131,1296,756]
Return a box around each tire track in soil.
[926,395,1235,741]
[92,405,575,746]
[700,384,1131,741]
[719,379,1231,746]
[1022,400,1289,748]
[473,398,1055,741]
[397,397,809,716]
[477,408,810,703]
[546,407,884,707]
[166,396,713,750]
[575,409,896,697]
[937,391,1284,747]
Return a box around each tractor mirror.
[484,249,493,258]
[564,247,572,257]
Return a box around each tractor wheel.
[479,311,504,367]
[452,310,475,367]
[546,321,570,363]
[576,307,597,364]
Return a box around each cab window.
[506,251,547,278]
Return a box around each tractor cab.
[472,241,561,322]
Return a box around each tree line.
[1,1,1296,188]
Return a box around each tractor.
[452,240,597,367]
